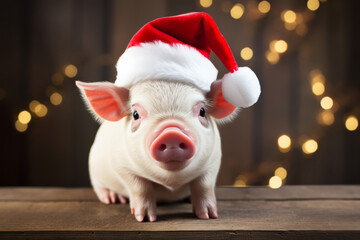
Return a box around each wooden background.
[0,0,359,187]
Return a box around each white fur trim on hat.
[115,41,218,92]
[221,67,261,108]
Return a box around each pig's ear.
[76,81,129,122]
[206,80,237,121]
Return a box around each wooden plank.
[0,186,360,239]
[1,186,360,201]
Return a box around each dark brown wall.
[1,0,359,187]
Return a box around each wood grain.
[0,186,359,239]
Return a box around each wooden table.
[0,186,359,239]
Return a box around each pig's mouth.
[148,121,196,171]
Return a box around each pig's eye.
[199,107,205,117]
[133,110,140,120]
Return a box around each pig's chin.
[154,159,191,171]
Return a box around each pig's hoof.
[192,201,218,220]
[95,186,127,204]
[130,197,157,222]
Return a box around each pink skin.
[149,122,196,171]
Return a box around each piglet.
[76,12,260,222]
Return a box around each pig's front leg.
[190,174,218,220]
[127,175,157,222]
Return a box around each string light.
[302,139,318,154]
[240,47,253,60]
[64,64,78,78]
[15,120,28,132]
[320,96,333,110]
[345,116,358,131]
[278,135,291,153]
[284,22,297,31]
[317,110,335,126]
[199,0,212,8]
[34,104,48,117]
[312,81,325,96]
[230,3,245,19]
[275,167,287,180]
[234,176,247,187]
[274,40,288,53]
[258,1,271,14]
[29,100,40,113]
[307,0,320,11]
[266,51,280,64]
[282,10,297,23]
[269,176,282,189]
[296,23,308,36]
[50,92,63,106]
[18,110,31,124]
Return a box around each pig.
[76,78,233,222]
[76,12,260,222]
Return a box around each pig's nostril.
[159,144,167,151]
[179,143,186,149]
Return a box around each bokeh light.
[278,135,291,152]
[34,104,48,117]
[269,176,282,189]
[266,51,280,64]
[230,3,245,19]
[64,64,78,78]
[275,167,287,180]
[345,116,358,131]
[307,0,320,11]
[274,40,288,53]
[234,176,247,187]
[199,0,212,8]
[51,73,65,86]
[15,120,28,132]
[317,110,335,126]
[240,47,253,60]
[50,92,63,106]
[18,110,31,124]
[282,10,297,23]
[320,96,333,110]
[258,1,270,14]
[29,100,40,113]
[312,82,325,96]
[302,139,318,154]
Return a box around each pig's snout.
[150,124,195,170]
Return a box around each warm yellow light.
[307,0,320,11]
[283,10,296,23]
[199,0,212,8]
[302,139,318,154]
[278,135,291,151]
[230,3,245,19]
[234,178,247,187]
[345,116,358,131]
[269,176,282,189]
[266,51,280,64]
[317,110,334,126]
[64,64,78,78]
[18,110,31,124]
[34,104,48,117]
[51,73,64,86]
[275,167,287,180]
[320,96,333,110]
[284,22,297,31]
[312,82,325,96]
[274,40,288,53]
[15,120,28,132]
[29,100,40,113]
[240,47,253,60]
[50,92,63,106]
[258,1,270,14]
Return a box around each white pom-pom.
[221,67,261,108]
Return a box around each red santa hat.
[115,12,260,108]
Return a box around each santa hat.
[115,12,260,108]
